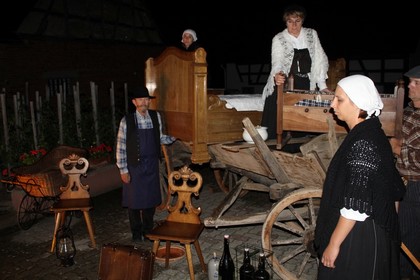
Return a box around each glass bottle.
[254,253,270,280]
[218,234,235,280]
[239,247,254,280]
[208,252,219,280]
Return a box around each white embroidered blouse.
[262,27,329,99]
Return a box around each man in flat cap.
[390,66,420,279]
[116,86,175,243]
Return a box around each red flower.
[2,168,14,177]
[19,148,48,165]
[88,144,112,159]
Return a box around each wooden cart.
[145,47,405,279]
[204,116,340,280]
[204,80,404,279]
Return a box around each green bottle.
[254,253,270,280]
[218,234,235,280]
[239,247,254,279]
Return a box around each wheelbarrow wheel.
[261,187,322,280]
[17,194,41,230]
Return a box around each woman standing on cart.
[261,4,331,140]
[314,75,406,279]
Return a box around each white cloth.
[218,94,264,112]
[340,207,369,221]
[286,31,306,49]
[337,75,383,118]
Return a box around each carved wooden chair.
[158,141,192,210]
[50,154,96,252]
[146,166,207,280]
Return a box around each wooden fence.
[0,81,131,171]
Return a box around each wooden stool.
[50,155,96,253]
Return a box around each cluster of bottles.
[208,234,270,280]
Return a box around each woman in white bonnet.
[179,29,200,51]
[314,75,406,279]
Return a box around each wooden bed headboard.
[145,47,263,164]
[146,47,210,163]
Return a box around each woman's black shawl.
[314,117,406,255]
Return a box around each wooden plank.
[209,144,272,177]
[207,177,248,221]
[242,117,290,184]
[204,206,315,228]
[271,151,326,189]
[401,242,420,270]
[276,83,285,148]
[204,211,270,227]
[220,142,255,153]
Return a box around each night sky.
[1,1,418,68]
[145,0,418,65]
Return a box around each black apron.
[122,127,161,209]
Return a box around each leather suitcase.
[98,243,155,280]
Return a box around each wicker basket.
[16,169,65,198]
[11,145,87,198]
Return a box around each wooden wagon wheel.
[261,187,322,280]
[213,168,239,194]
[213,167,251,198]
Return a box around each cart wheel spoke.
[297,252,313,278]
[17,194,39,230]
[39,198,55,216]
[288,204,310,229]
[262,188,322,280]
[272,235,304,246]
[279,244,306,263]
[273,220,304,236]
